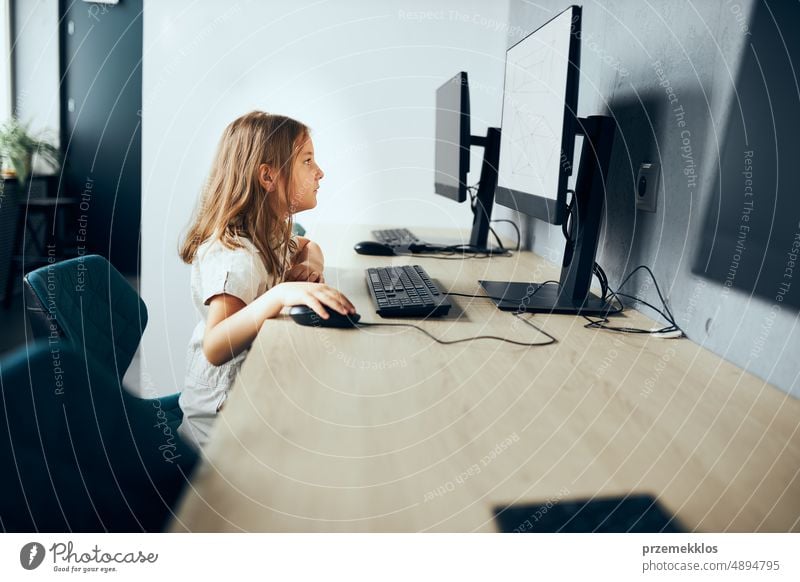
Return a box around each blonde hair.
[179,111,307,279]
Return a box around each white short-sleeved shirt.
[178,236,294,449]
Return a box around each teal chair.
[0,341,197,531]
[22,255,183,432]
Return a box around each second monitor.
[372,71,503,254]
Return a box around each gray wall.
[507,0,798,397]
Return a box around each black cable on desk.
[438,255,682,338]
[582,265,685,336]
[392,241,511,260]
[356,319,556,347]
[510,312,559,344]
[359,280,560,347]
[444,265,681,336]
[393,250,499,260]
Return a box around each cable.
[468,183,521,254]
[593,262,609,301]
[562,189,576,243]
[443,266,682,338]
[488,225,506,251]
[490,219,521,251]
[511,312,558,344]
[413,243,510,256]
[616,265,680,326]
[400,245,509,260]
[389,241,504,260]
[419,208,679,337]
[614,292,675,326]
[409,184,513,259]
[353,281,561,346]
[582,265,684,337]
[582,315,677,334]
[464,186,504,252]
[356,317,556,347]
[467,184,480,212]
[405,253,494,260]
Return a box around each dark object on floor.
[493,494,683,533]
[0,342,198,532]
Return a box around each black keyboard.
[366,265,452,317]
[371,228,421,246]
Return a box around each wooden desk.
[173,225,800,532]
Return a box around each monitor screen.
[495,5,580,225]
[434,71,470,203]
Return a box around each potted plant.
[0,118,60,186]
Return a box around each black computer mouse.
[289,305,361,328]
[353,241,396,256]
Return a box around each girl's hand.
[272,282,355,319]
[285,262,325,283]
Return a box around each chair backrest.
[0,341,197,532]
[23,254,147,381]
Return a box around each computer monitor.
[432,72,501,252]
[494,8,579,225]
[434,72,471,203]
[480,5,616,315]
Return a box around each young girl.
[177,111,356,448]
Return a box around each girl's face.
[287,136,324,214]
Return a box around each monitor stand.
[479,115,616,315]
[478,280,611,314]
[416,127,503,255]
[466,127,501,253]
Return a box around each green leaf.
[0,117,61,186]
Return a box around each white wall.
[141,0,511,394]
[11,0,59,149]
[1,1,11,122]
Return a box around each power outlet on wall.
[635,162,659,212]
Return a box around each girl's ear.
[258,163,276,192]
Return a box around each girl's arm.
[202,293,275,366]
[202,281,355,366]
